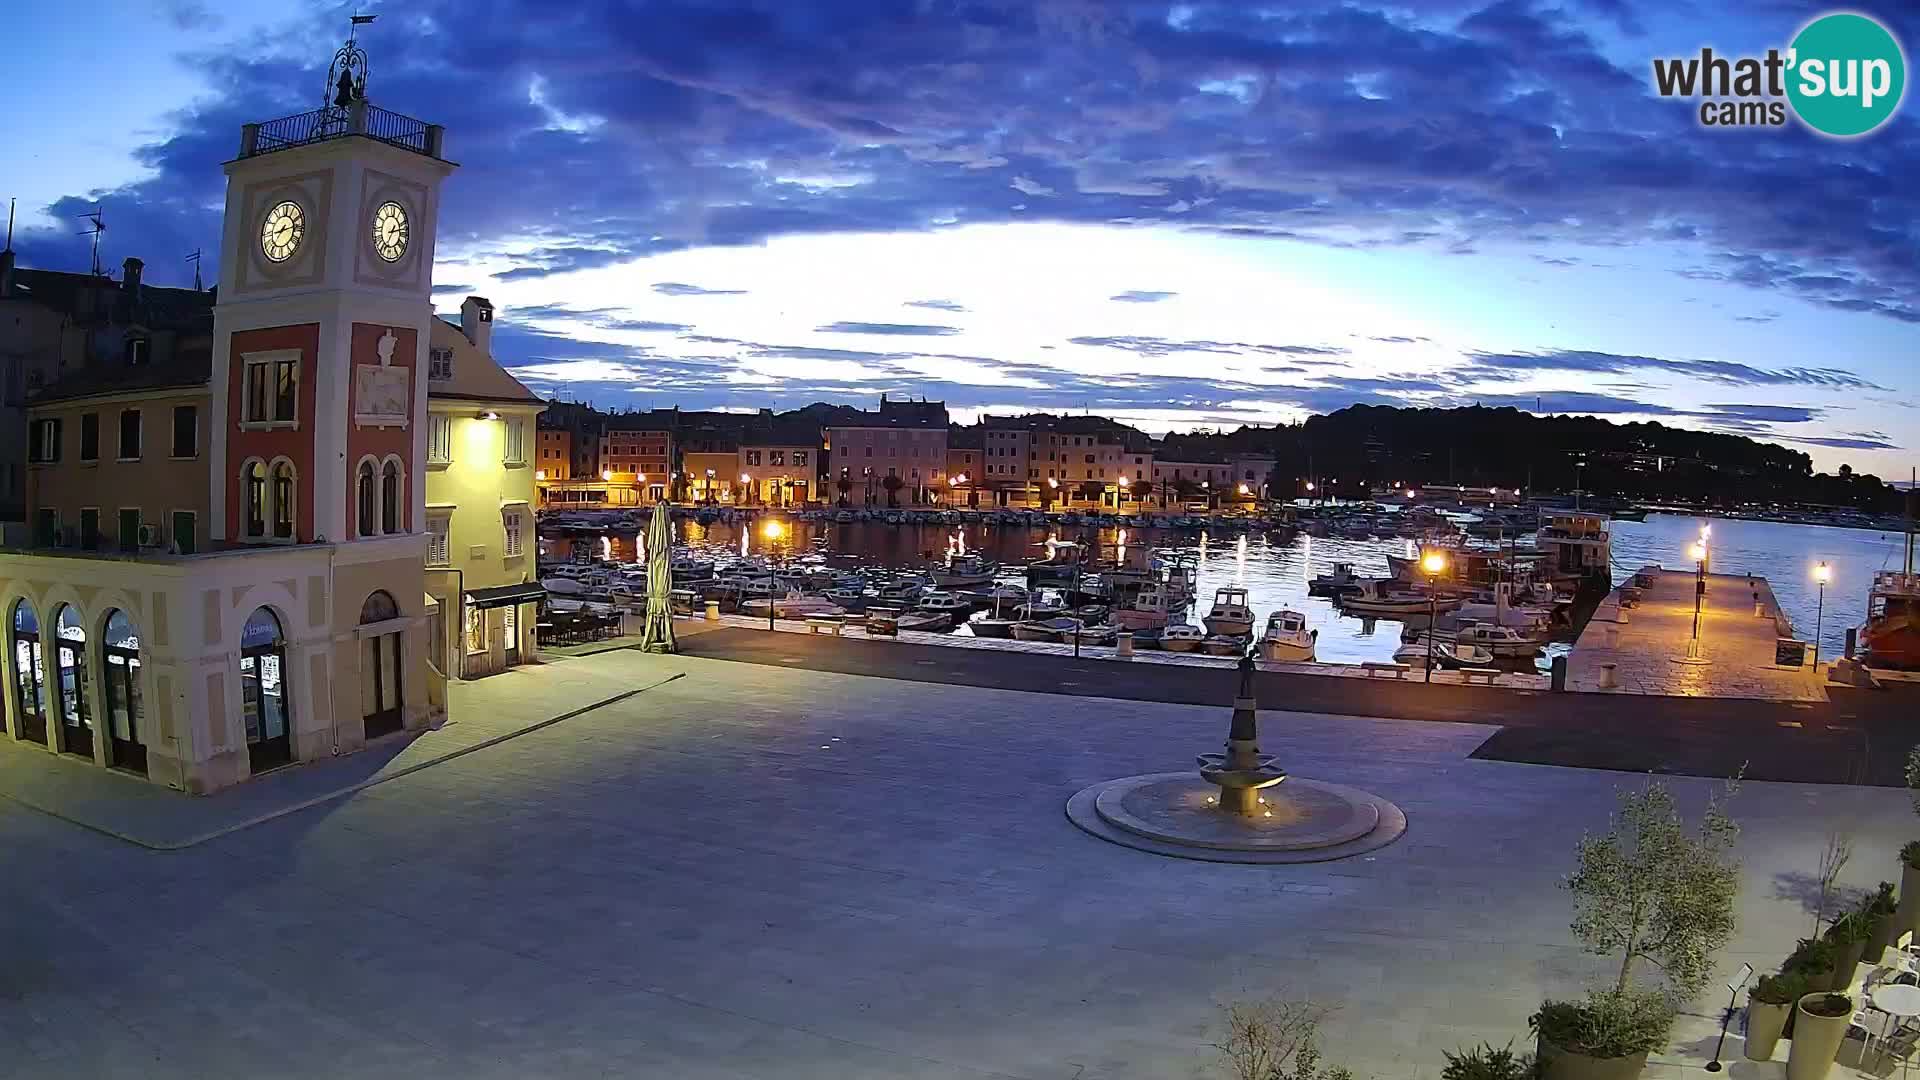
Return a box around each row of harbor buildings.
[534,398,1279,513]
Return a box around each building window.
[30,418,62,463]
[381,460,401,534]
[746,450,761,466]
[119,409,142,460]
[357,461,376,537]
[793,450,807,467]
[770,451,784,466]
[172,405,197,458]
[272,462,295,539]
[80,413,99,462]
[428,415,452,464]
[243,354,298,424]
[243,461,266,537]
[426,516,450,567]
[504,417,526,465]
[502,509,525,558]
[428,346,454,381]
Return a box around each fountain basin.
[1067,772,1406,864]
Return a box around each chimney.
[460,295,494,354]
[122,257,144,302]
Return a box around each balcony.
[241,102,444,160]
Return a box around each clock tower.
[208,31,455,547]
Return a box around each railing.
[243,102,442,159]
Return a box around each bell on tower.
[328,14,375,109]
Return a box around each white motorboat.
[1413,620,1543,657]
[1160,623,1205,652]
[931,554,998,588]
[917,590,975,616]
[1161,556,1199,604]
[896,611,953,633]
[667,556,714,581]
[1259,610,1317,663]
[1394,637,1497,669]
[967,612,1018,638]
[1337,578,1460,617]
[1063,624,1116,647]
[1202,587,1255,636]
[739,593,847,620]
[1307,562,1366,596]
[1112,586,1174,631]
[1201,634,1249,657]
[1011,616,1080,643]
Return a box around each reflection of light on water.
[598,536,612,562]
[1235,534,1248,585]
[740,530,749,558]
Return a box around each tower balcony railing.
[241,101,445,160]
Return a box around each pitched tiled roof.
[428,317,542,404]
[30,354,210,405]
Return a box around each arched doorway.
[101,610,145,775]
[51,604,93,759]
[10,600,46,744]
[359,590,404,739]
[240,608,292,773]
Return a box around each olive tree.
[1565,777,1741,1001]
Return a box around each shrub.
[1902,840,1920,870]
[1212,998,1354,1080]
[1868,882,1899,917]
[1441,1042,1535,1080]
[1802,993,1852,1018]
[1826,910,1873,946]
[1530,988,1675,1059]
[1750,973,1804,1005]
[1783,937,1837,977]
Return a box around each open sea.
[541,511,1915,668]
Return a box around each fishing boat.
[1011,616,1081,642]
[916,591,975,616]
[1393,638,1498,669]
[967,611,1018,638]
[1201,587,1255,636]
[1152,622,1198,645]
[668,556,714,581]
[738,593,847,620]
[1162,555,1199,604]
[1338,578,1460,617]
[896,611,954,633]
[1063,624,1117,647]
[1406,619,1541,657]
[1259,610,1317,663]
[1026,540,1087,584]
[1307,562,1366,596]
[1201,634,1249,656]
[823,587,870,613]
[1863,493,1919,669]
[1112,586,1174,631]
[931,554,998,587]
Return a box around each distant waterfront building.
[979,419,1035,507]
[2,45,453,791]
[824,394,948,506]
[424,298,545,680]
[738,409,820,507]
[535,423,571,482]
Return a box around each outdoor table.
[1871,983,1920,1079]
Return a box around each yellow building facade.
[423,300,546,680]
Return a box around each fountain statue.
[1196,653,1288,814]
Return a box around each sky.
[7,0,1919,478]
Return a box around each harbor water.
[540,512,1913,667]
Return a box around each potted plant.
[1532,989,1673,1080]
[1744,973,1802,1062]
[1785,991,1853,1080]
[1537,778,1741,1080]
[1863,882,1899,960]
[1779,937,1837,1037]
[1443,1042,1536,1080]
[1900,840,1920,938]
[1824,910,1874,991]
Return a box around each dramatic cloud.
[1110,290,1177,303]
[815,321,961,337]
[1466,349,1880,390]
[652,283,747,297]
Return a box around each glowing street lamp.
[1420,549,1448,682]
[1813,561,1832,667]
[761,518,787,631]
[600,469,612,482]
[1685,539,1709,660]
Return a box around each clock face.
[260,200,305,264]
[371,201,410,262]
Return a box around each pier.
[1565,566,1826,702]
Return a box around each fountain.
[1065,652,1406,864]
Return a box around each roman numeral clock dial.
[372,200,410,262]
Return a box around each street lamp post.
[1813,561,1831,667]
[1688,540,1707,659]
[761,518,785,631]
[1421,549,1447,682]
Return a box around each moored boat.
[1202,587,1255,636]
[1338,578,1461,617]
[896,611,953,633]
[1394,637,1498,669]
[1201,634,1249,656]
[1259,610,1317,663]
[1011,616,1080,642]
[1159,622,1206,652]
[931,554,998,588]
[1112,586,1174,631]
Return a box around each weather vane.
[325,12,378,109]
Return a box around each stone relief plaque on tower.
[354,327,411,428]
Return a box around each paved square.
[0,650,1908,1079]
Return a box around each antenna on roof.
[4,198,13,252]
[76,206,105,277]
[186,248,203,291]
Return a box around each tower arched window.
[381,459,401,534]
[271,461,295,539]
[243,460,266,538]
[357,460,376,538]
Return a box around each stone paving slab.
[1567,567,1826,702]
[1,647,1908,1079]
[0,664,684,848]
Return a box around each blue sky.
[8,0,1918,477]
